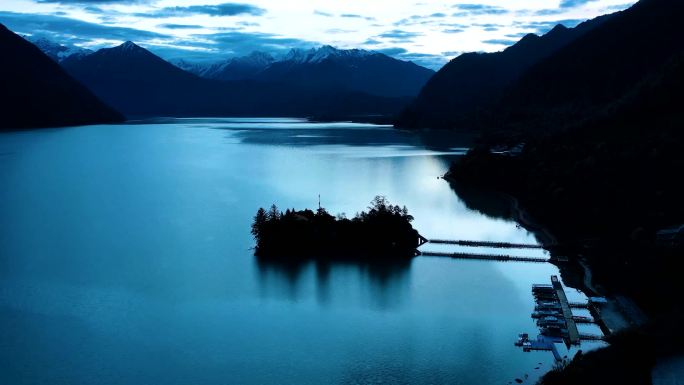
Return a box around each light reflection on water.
[0,118,603,385]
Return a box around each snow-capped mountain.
[256,45,434,98]
[24,36,92,62]
[281,45,374,65]
[169,58,218,77]
[176,45,433,97]
[201,51,275,81]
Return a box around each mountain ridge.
[0,23,122,130]
[61,40,413,119]
[395,15,611,129]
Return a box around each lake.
[0,118,603,385]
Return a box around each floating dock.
[551,275,580,345]
[515,334,563,361]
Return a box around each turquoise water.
[0,119,603,384]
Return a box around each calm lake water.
[0,118,603,385]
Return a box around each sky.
[0,0,636,69]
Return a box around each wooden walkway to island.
[416,236,551,263]
[418,251,550,263]
[428,239,545,249]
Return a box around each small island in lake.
[251,196,426,259]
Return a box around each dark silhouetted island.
[251,196,425,260]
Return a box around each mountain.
[494,0,684,134]
[61,41,410,119]
[395,17,609,129]
[0,24,122,130]
[253,46,435,98]
[201,51,275,81]
[62,41,211,116]
[448,4,684,376]
[450,0,684,236]
[24,36,92,62]
[169,58,217,77]
[181,46,434,98]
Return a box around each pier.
[516,276,608,361]
[551,275,580,345]
[579,334,605,341]
[427,239,544,249]
[416,237,553,263]
[568,302,590,309]
[418,251,550,263]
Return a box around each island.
[251,196,426,259]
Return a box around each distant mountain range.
[174,46,434,98]
[177,51,276,81]
[256,46,434,98]
[58,41,417,119]
[23,35,92,63]
[0,24,122,130]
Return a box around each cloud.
[325,28,354,34]
[533,8,567,16]
[340,13,375,21]
[172,31,317,60]
[514,19,585,34]
[559,0,599,8]
[482,38,517,46]
[376,47,407,56]
[395,53,446,70]
[377,29,422,42]
[158,24,203,29]
[452,4,509,16]
[374,47,444,70]
[394,12,452,27]
[313,10,333,17]
[136,3,266,18]
[36,0,151,3]
[0,11,168,44]
[602,3,636,11]
[362,38,381,45]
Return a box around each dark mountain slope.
[395,16,608,129]
[448,6,684,369]
[61,41,224,117]
[497,0,684,133]
[0,24,122,130]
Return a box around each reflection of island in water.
[255,257,412,309]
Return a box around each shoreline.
[443,173,558,247]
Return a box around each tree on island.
[251,196,422,260]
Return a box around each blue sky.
[0,0,636,69]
